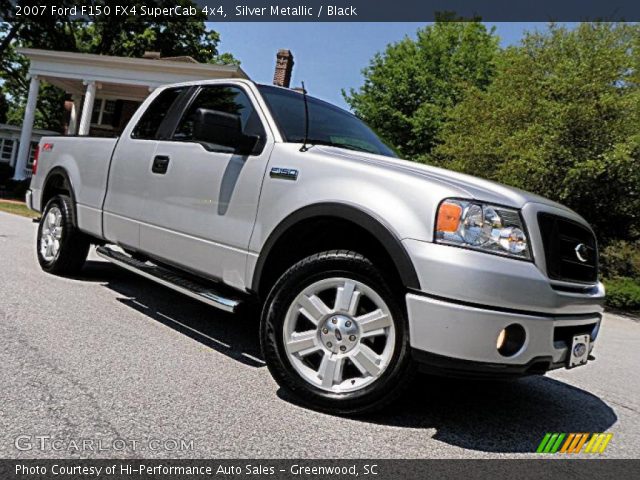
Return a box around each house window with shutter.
[91,99,118,127]
[0,138,15,163]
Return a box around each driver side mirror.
[192,108,260,155]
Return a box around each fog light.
[497,324,526,357]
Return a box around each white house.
[0,123,59,175]
[10,48,250,180]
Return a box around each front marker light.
[435,202,462,233]
[435,199,531,260]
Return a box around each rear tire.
[260,250,414,415]
[37,194,90,275]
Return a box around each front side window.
[172,85,265,145]
[257,85,396,157]
[131,87,187,140]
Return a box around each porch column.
[78,80,97,136]
[67,94,81,135]
[13,75,40,180]
[9,135,18,168]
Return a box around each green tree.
[0,0,237,132]
[344,18,499,160]
[434,23,640,242]
[0,88,7,123]
[75,1,237,64]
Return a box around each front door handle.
[152,155,170,174]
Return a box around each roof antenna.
[299,81,310,152]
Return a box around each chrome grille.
[537,213,598,284]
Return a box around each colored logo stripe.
[571,434,589,453]
[537,433,612,454]
[559,433,575,453]
[585,433,613,453]
[549,433,565,453]
[536,433,552,453]
[537,433,566,453]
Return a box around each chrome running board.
[96,245,241,313]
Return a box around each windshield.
[257,85,396,157]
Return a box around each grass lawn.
[0,199,39,219]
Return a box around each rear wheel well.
[255,216,407,298]
[41,172,72,211]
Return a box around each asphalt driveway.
[1,211,638,458]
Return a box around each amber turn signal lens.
[436,202,462,233]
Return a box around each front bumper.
[407,293,601,376]
[403,238,604,376]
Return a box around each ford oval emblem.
[573,342,587,357]
[575,243,589,263]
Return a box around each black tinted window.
[131,87,186,139]
[173,86,265,142]
[257,85,395,157]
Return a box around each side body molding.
[251,202,421,292]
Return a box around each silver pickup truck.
[27,79,605,414]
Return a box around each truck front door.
[138,84,273,290]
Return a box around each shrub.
[600,240,640,280]
[604,277,640,311]
[433,23,640,243]
[0,163,14,186]
[4,179,30,199]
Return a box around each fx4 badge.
[270,167,298,181]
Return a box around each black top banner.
[2,0,640,22]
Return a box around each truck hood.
[316,146,574,213]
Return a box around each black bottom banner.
[1,459,637,480]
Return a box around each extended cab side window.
[172,85,266,148]
[131,87,187,139]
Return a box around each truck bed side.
[30,136,118,239]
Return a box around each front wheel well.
[254,216,415,298]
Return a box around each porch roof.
[17,47,249,100]
[0,123,59,137]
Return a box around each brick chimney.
[273,49,294,88]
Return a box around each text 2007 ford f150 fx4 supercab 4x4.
[27,79,605,414]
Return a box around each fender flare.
[41,166,78,221]
[251,202,421,292]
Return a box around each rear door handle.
[152,155,170,174]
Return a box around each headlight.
[435,199,531,260]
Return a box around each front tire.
[260,250,414,415]
[37,194,90,275]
